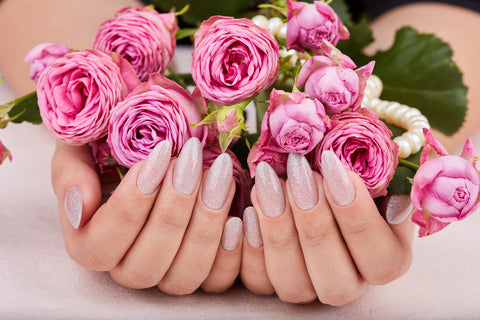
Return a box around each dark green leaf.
[7,92,42,125]
[371,27,467,136]
[336,16,373,66]
[328,0,352,27]
[387,149,421,195]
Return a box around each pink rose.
[191,16,279,106]
[262,89,329,155]
[203,145,252,217]
[411,129,480,237]
[24,43,70,82]
[37,50,140,146]
[247,142,288,178]
[93,6,178,81]
[297,45,375,114]
[286,0,349,52]
[0,140,12,165]
[90,137,118,174]
[312,108,399,198]
[108,73,207,168]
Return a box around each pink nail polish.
[65,185,82,229]
[287,153,318,210]
[202,153,233,210]
[243,206,263,249]
[173,138,202,195]
[221,217,242,251]
[255,161,285,218]
[321,150,355,206]
[386,194,413,225]
[137,140,172,195]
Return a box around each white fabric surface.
[2,64,480,319]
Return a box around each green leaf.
[7,92,42,125]
[387,149,421,195]
[371,27,467,136]
[327,0,352,27]
[336,16,373,66]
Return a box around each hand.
[241,151,414,305]
[51,137,242,294]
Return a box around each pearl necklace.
[252,14,431,159]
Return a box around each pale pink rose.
[247,142,288,178]
[411,129,480,237]
[191,16,279,106]
[37,50,140,146]
[93,6,178,81]
[286,0,349,52]
[24,43,70,82]
[297,49,375,114]
[108,73,207,168]
[312,108,399,198]
[261,89,329,156]
[203,145,252,217]
[90,137,118,174]
[0,140,12,164]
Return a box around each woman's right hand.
[51,137,243,294]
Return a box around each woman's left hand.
[240,151,414,305]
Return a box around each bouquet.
[0,0,476,237]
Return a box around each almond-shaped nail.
[65,185,82,229]
[287,153,318,210]
[321,150,355,206]
[221,217,242,251]
[173,137,202,195]
[386,194,413,225]
[255,161,285,218]
[202,153,233,210]
[243,206,263,249]
[137,140,172,195]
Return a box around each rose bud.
[0,140,12,165]
[93,6,178,81]
[24,43,70,82]
[411,129,480,237]
[107,73,207,168]
[191,16,279,106]
[37,50,139,146]
[90,137,119,174]
[247,142,289,178]
[286,0,349,53]
[297,42,375,114]
[312,108,399,198]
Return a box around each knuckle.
[157,211,188,233]
[159,281,198,296]
[111,268,158,289]
[298,223,334,248]
[320,287,364,306]
[367,258,408,285]
[342,216,376,237]
[76,245,116,271]
[263,232,296,250]
[278,291,317,304]
[116,209,145,228]
[194,224,221,244]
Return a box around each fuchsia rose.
[203,145,252,217]
[108,73,207,168]
[37,50,140,146]
[313,108,399,198]
[286,0,349,52]
[411,129,480,237]
[191,16,279,106]
[93,6,178,81]
[90,137,118,174]
[297,42,375,114]
[24,43,70,82]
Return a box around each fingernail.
[243,206,263,249]
[386,194,413,225]
[255,161,285,218]
[202,153,233,210]
[287,153,318,210]
[221,217,242,251]
[137,140,172,195]
[65,185,82,229]
[173,138,202,195]
[321,150,355,206]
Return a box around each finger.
[52,141,102,229]
[240,207,275,296]
[201,217,243,293]
[63,141,172,271]
[286,153,366,306]
[158,153,236,295]
[110,138,202,289]
[321,150,412,285]
[252,162,317,304]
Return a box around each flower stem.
[398,158,420,171]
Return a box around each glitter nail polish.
[137,140,172,195]
[202,153,233,210]
[255,161,285,218]
[287,153,318,210]
[386,193,413,225]
[321,150,355,206]
[65,185,82,229]
[173,138,202,195]
[243,206,263,249]
[221,217,242,251]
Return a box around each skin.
[1,0,479,305]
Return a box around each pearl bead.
[268,17,283,35]
[252,15,269,29]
